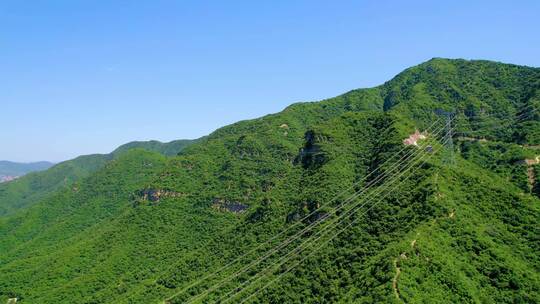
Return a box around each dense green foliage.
[112,139,197,157]
[0,154,111,216]
[458,140,535,191]
[0,140,195,216]
[0,58,539,304]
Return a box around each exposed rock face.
[212,198,249,213]
[519,156,540,192]
[403,129,427,146]
[523,156,540,165]
[136,189,184,202]
[297,130,328,169]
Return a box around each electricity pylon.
[435,109,455,166]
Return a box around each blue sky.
[1,0,539,162]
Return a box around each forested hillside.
[1,58,539,304]
[112,139,197,157]
[0,139,195,216]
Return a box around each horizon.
[2,0,540,162]
[3,57,539,164]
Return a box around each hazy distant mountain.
[0,161,54,182]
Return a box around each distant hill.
[0,139,195,216]
[0,161,54,182]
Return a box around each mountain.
[0,58,539,304]
[0,139,195,216]
[0,161,54,183]
[112,139,198,157]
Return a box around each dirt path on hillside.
[392,237,417,300]
[392,258,401,300]
[527,166,535,191]
[391,209,460,300]
[456,136,488,142]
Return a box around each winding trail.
[392,238,416,300]
[392,258,401,300]
[391,211,458,301]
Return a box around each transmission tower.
[435,109,455,166]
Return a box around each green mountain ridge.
[0,139,195,216]
[112,139,199,157]
[0,58,539,303]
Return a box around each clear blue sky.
[2,0,539,162]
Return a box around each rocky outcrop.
[403,129,427,146]
[296,130,328,169]
[135,189,184,202]
[515,157,540,192]
[212,198,249,213]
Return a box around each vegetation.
[0,139,195,216]
[0,154,110,216]
[112,139,197,157]
[0,58,539,303]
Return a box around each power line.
[161,101,537,303]
[459,103,538,121]
[163,116,444,303]
[456,108,538,128]
[184,133,443,303]
[236,130,452,303]
[164,103,537,303]
[218,123,452,303]
[435,110,455,166]
[181,121,448,304]
[453,107,540,140]
[232,130,453,304]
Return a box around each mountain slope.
[0,58,539,303]
[112,139,198,157]
[0,154,111,216]
[0,139,195,216]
